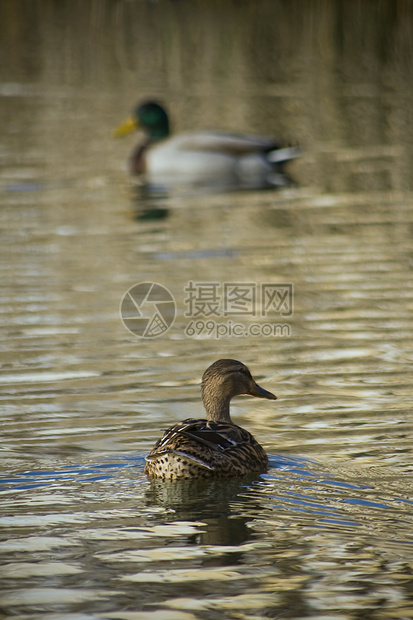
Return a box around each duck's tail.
[267,145,301,163]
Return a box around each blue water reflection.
[1,454,407,529]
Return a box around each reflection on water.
[1,456,413,617]
[1,1,413,619]
[130,186,171,221]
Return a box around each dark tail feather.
[267,145,301,164]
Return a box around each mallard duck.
[115,100,300,192]
[144,359,277,480]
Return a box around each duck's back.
[144,418,268,480]
[145,131,283,191]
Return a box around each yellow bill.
[113,116,138,137]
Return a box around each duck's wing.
[180,420,243,450]
[146,418,251,457]
[171,132,280,155]
[145,418,268,478]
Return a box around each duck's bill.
[113,116,138,137]
[248,382,277,400]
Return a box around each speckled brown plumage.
[144,359,277,480]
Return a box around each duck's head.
[201,359,276,423]
[114,100,170,141]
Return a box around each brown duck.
[144,359,277,480]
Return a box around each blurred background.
[1,0,412,193]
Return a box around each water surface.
[1,1,413,619]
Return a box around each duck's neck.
[148,123,169,143]
[202,391,233,424]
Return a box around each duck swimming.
[115,100,300,193]
[144,359,277,480]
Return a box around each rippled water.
[1,1,413,619]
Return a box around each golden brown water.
[1,1,413,619]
